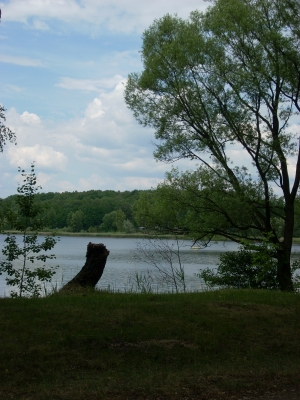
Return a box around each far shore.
[2,230,300,244]
[1,230,188,240]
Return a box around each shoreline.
[0,231,189,240]
[2,230,300,243]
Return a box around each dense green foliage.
[1,189,142,233]
[125,0,300,291]
[199,247,281,290]
[199,247,300,290]
[2,185,300,237]
[133,185,300,239]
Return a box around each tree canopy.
[1,189,141,233]
[125,0,300,291]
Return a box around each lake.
[1,235,300,296]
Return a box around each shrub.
[198,247,280,290]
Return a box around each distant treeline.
[1,188,300,237]
[0,189,145,233]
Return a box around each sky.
[0,0,209,198]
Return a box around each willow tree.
[125,0,300,291]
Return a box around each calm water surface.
[1,235,300,296]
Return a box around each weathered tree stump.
[61,242,109,292]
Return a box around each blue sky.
[0,0,209,198]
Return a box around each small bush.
[198,247,280,290]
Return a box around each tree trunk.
[276,247,294,292]
[61,242,109,292]
[278,201,295,292]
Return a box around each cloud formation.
[56,75,125,92]
[8,145,68,171]
[0,0,209,197]
[0,77,171,196]
[0,54,44,67]
[2,0,208,34]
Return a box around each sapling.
[134,236,186,293]
[0,164,58,297]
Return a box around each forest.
[1,188,300,237]
[0,189,143,233]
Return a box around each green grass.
[1,289,300,399]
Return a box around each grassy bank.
[1,289,300,399]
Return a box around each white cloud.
[35,172,52,188]
[112,157,166,174]
[81,80,135,131]
[121,176,163,190]
[78,174,163,192]
[287,123,300,135]
[20,111,41,125]
[7,145,68,171]
[55,180,76,192]
[56,78,101,92]
[0,0,211,198]
[56,75,125,92]
[109,51,142,69]
[32,19,50,30]
[4,84,23,93]
[84,98,105,118]
[0,54,44,67]
[5,108,47,148]
[2,0,208,34]
[0,77,167,196]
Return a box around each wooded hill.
[1,188,300,236]
[0,189,144,233]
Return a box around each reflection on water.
[1,235,300,296]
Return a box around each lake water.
[1,235,300,296]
